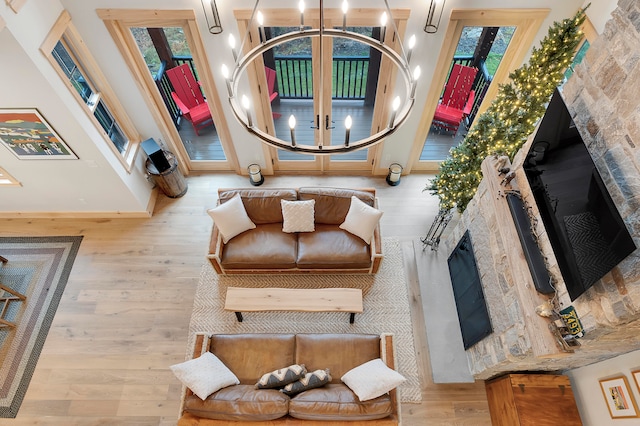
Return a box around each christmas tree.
[429,7,587,213]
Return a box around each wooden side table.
[0,255,27,328]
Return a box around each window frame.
[41,10,141,172]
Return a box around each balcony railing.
[274,55,369,100]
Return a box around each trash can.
[145,151,188,198]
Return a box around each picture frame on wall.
[632,369,640,393]
[0,108,78,159]
[599,375,639,419]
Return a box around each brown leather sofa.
[178,333,400,425]
[207,187,383,274]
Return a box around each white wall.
[1,0,596,214]
[567,350,640,425]
[0,7,151,214]
[583,0,617,35]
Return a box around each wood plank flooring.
[0,173,490,425]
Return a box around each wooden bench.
[224,287,363,323]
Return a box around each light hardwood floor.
[0,172,491,426]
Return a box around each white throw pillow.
[207,193,256,243]
[281,199,315,233]
[339,196,383,244]
[170,352,240,400]
[341,358,406,401]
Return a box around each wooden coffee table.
[224,287,363,323]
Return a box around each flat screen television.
[523,89,636,301]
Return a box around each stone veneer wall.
[442,0,640,379]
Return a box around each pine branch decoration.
[428,7,587,213]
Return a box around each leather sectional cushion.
[294,334,381,382]
[218,188,298,224]
[296,224,371,269]
[184,384,290,421]
[220,224,297,270]
[210,334,296,384]
[288,383,394,421]
[298,187,375,225]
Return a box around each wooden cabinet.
[485,374,582,425]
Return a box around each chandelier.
[221,0,420,154]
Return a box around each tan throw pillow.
[170,352,240,400]
[341,358,405,401]
[339,196,383,244]
[281,369,332,396]
[281,199,315,233]
[255,364,307,389]
[207,193,256,243]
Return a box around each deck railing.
[448,55,492,124]
[274,55,369,100]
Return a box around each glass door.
[325,25,378,169]
[131,27,228,163]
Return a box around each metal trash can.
[145,151,188,198]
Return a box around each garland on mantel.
[428,7,587,213]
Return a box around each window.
[41,11,141,170]
[0,166,20,186]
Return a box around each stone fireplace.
[442,0,640,380]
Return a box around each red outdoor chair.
[264,66,281,119]
[432,64,478,135]
[166,64,213,135]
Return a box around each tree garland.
[428,7,587,213]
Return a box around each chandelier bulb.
[392,96,401,111]
[228,34,236,49]
[342,0,348,30]
[221,64,229,79]
[413,65,422,81]
[345,115,353,130]
[408,34,416,49]
[257,11,264,26]
[344,115,352,147]
[288,114,297,129]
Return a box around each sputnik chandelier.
[221,0,420,154]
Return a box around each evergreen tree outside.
[428,7,587,213]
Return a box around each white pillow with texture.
[281,199,315,233]
[341,358,406,401]
[207,193,256,243]
[170,352,240,400]
[339,196,383,244]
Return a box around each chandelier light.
[424,0,446,34]
[202,0,223,34]
[221,0,419,154]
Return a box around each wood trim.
[96,9,195,21]
[0,166,21,186]
[409,8,550,173]
[97,9,239,174]
[581,15,598,41]
[0,211,152,219]
[40,10,71,56]
[6,0,27,14]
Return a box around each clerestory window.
[41,11,140,171]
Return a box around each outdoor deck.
[176,99,465,163]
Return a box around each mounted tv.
[523,89,636,301]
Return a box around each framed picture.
[632,370,640,393]
[599,375,639,419]
[0,108,78,159]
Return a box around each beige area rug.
[187,237,421,403]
